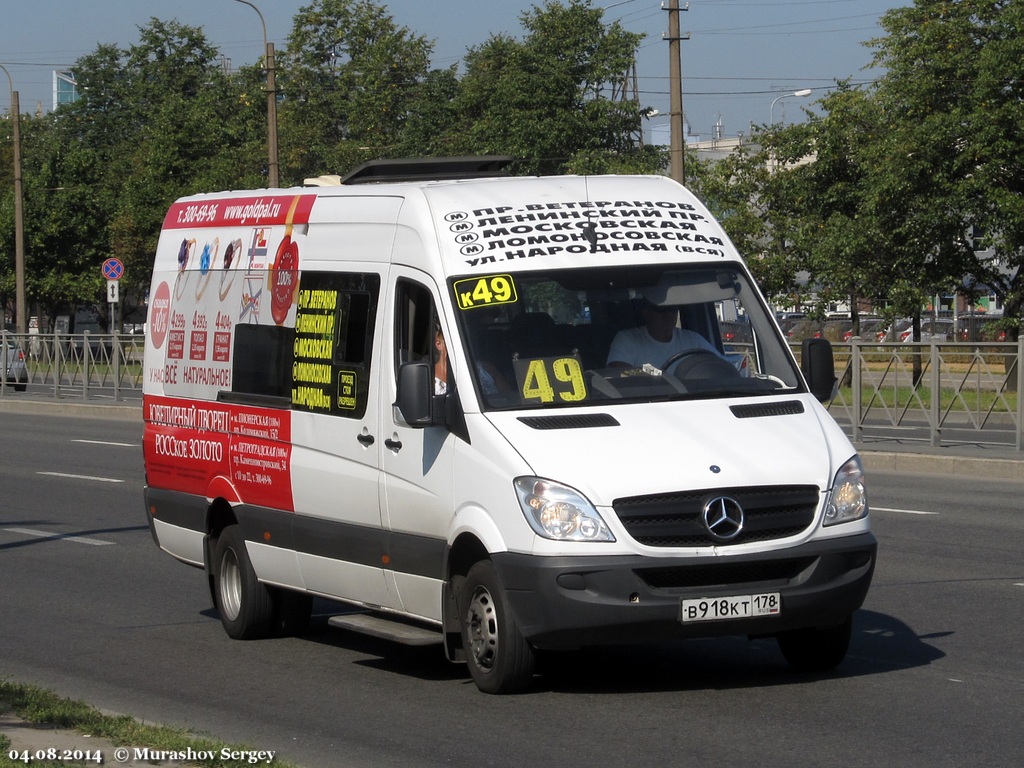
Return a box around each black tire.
[777,615,853,673]
[212,525,274,639]
[458,560,536,694]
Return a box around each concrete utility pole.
[266,42,279,188]
[234,0,279,188]
[664,2,690,185]
[1,63,26,335]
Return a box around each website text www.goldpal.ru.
[125,747,275,764]
[223,199,283,224]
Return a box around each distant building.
[647,114,755,163]
[53,70,79,110]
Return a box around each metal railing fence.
[1,331,144,402]
[811,339,1024,450]
[5,331,1024,449]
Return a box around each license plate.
[681,593,781,623]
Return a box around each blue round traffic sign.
[102,258,124,281]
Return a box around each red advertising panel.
[143,394,294,511]
[162,194,316,230]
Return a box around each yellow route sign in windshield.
[513,355,588,404]
[453,274,518,310]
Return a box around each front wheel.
[458,561,536,694]
[212,525,274,639]
[777,615,853,673]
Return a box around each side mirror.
[801,338,837,402]
[397,362,434,426]
[396,361,471,442]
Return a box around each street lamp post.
[770,88,812,125]
[233,0,279,188]
[0,63,26,335]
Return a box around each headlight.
[824,456,868,526]
[514,477,615,542]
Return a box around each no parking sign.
[102,258,124,303]
[102,258,124,280]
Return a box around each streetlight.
[770,88,812,125]
[0,63,26,335]
[233,0,279,188]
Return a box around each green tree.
[448,0,657,174]
[280,0,434,180]
[688,122,828,307]
[869,0,1024,338]
[688,140,788,297]
[777,85,923,334]
[15,20,265,328]
[393,66,462,157]
[112,19,265,321]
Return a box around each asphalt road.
[1,411,1022,767]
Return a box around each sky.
[1,0,903,143]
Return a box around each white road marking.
[4,527,113,546]
[37,471,124,483]
[872,506,939,516]
[71,439,137,448]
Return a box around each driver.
[607,299,720,369]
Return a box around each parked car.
[842,318,884,342]
[957,316,1007,342]
[874,318,912,342]
[783,318,825,342]
[2,338,28,391]
[720,318,753,345]
[780,316,851,343]
[901,319,955,342]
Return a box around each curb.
[0,398,141,422]
[859,450,1024,479]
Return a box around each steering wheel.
[661,349,737,379]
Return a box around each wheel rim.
[218,546,242,621]
[466,585,499,670]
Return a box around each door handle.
[357,433,375,447]
[384,437,403,451]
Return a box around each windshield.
[449,264,803,410]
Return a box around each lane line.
[4,527,114,546]
[873,506,939,516]
[37,471,124,484]
[71,439,138,448]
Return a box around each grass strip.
[0,681,297,767]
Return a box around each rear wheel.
[212,525,273,639]
[458,561,535,694]
[777,615,853,673]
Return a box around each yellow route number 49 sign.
[513,355,588,404]
[453,274,518,309]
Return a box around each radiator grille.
[613,485,819,547]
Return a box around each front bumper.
[492,532,876,649]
